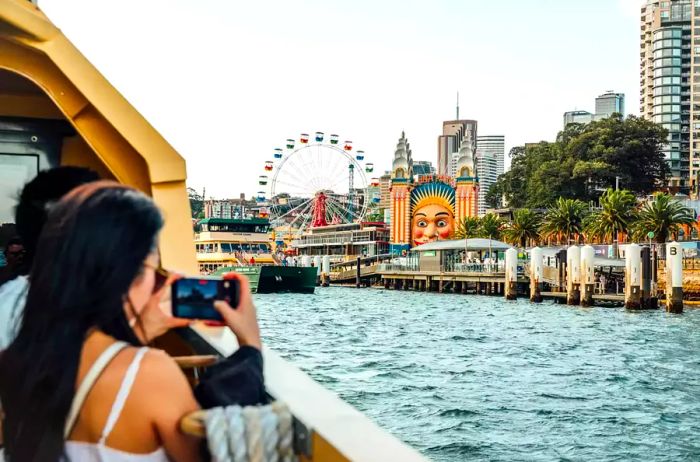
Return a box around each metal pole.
[615,176,620,191]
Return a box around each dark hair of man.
[14,166,100,273]
[0,181,164,461]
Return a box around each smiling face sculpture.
[410,182,456,247]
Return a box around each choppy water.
[254,287,700,461]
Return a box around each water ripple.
[255,287,700,461]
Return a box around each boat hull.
[215,266,316,294]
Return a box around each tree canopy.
[487,115,669,208]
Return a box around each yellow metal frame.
[0,0,196,272]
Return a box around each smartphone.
[171,276,240,321]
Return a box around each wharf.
[540,291,625,305]
[379,270,526,295]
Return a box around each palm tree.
[632,193,695,256]
[455,216,480,239]
[584,188,636,257]
[502,209,541,248]
[478,213,503,240]
[540,198,588,245]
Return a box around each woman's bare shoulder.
[136,348,189,388]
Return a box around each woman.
[0,182,261,461]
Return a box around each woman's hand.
[213,274,261,350]
[139,272,191,342]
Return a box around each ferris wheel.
[258,132,374,237]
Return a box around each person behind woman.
[0,182,261,461]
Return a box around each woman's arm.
[138,349,202,462]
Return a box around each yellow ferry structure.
[0,1,427,460]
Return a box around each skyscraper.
[595,91,625,120]
[412,160,435,177]
[563,110,594,127]
[640,0,693,192]
[476,136,505,215]
[437,120,477,176]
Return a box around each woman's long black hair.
[0,181,164,461]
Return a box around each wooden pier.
[379,270,528,296]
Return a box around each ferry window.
[221,243,232,253]
[0,154,39,224]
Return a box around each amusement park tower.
[389,132,413,250]
[454,135,480,221]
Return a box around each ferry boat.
[0,1,426,459]
[195,217,317,293]
[195,217,276,273]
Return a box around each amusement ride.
[259,132,375,237]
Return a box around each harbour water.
[255,287,700,461]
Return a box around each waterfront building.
[594,91,625,120]
[291,222,389,257]
[640,0,694,192]
[476,135,505,216]
[563,110,593,127]
[437,119,477,176]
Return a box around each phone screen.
[172,278,238,321]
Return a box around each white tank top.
[62,344,169,462]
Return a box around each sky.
[41,0,645,199]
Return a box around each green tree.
[502,209,541,248]
[540,198,588,244]
[584,188,637,256]
[488,115,669,208]
[485,183,503,209]
[187,187,204,219]
[477,213,503,240]
[631,194,695,255]
[455,216,480,240]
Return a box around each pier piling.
[666,242,683,313]
[530,247,544,303]
[566,246,581,305]
[505,248,518,300]
[580,245,595,307]
[625,244,642,310]
[640,247,656,309]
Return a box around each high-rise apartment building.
[640,0,695,192]
[437,120,477,176]
[476,135,505,216]
[379,172,391,210]
[595,91,625,119]
[204,196,253,219]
